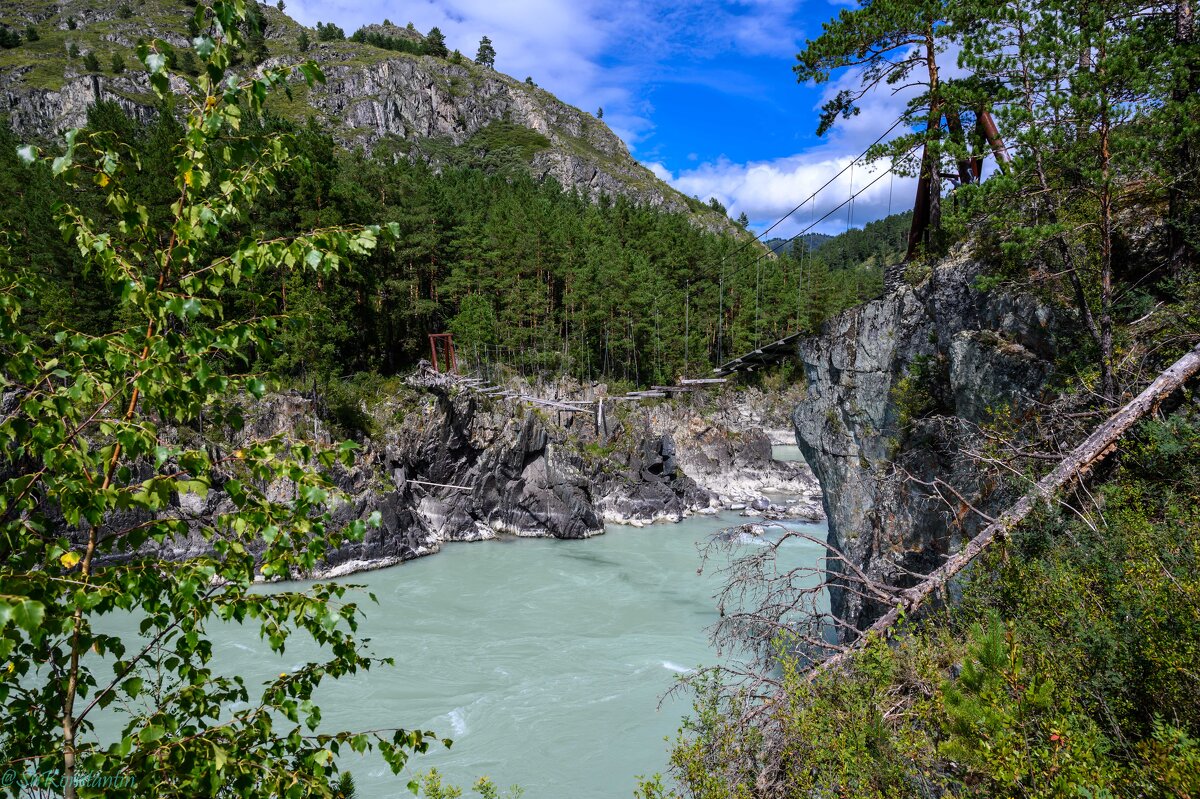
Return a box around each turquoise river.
[96,457,825,798]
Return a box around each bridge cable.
[641,111,911,319]
[719,137,923,289]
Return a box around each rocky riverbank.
[312,373,824,577]
[73,370,822,580]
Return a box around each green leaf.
[194,34,216,58]
[12,600,44,632]
[139,725,167,744]
[144,53,168,74]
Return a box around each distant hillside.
[764,210,912,269]
[0,0,740,234]
[764,233,831,256]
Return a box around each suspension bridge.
[422,107,1007,401]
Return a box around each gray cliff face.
[0,44,694,218]
[0,71,163,141]
[791,250,1059,634]
[303,56,685,212]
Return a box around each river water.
[96,455,826,798]
[270,514,825,798]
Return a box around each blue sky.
[283,0,919,239]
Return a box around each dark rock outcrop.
[393,393,606,540]
[791,249,1059,634]
[595,434,713,524]
[77,380,718,577]
[398,386,711,537]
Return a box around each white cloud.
[662,152,917,239]
[644,161,674,183]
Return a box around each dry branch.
[814,340,1200,676]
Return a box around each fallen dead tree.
[813,340,1200,676]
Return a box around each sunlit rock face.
[1,40,707,221]
[791,249,1059,636]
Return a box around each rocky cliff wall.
[0,0,705,222]
[302,55,685,212]
[791,249,1061,634]
[83,381,730,578]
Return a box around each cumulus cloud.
[654,153,917,239]
[645,161,675,183]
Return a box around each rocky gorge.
[789,248,1062,634]
[74,371,821,580]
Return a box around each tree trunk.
[813,341,1200,678]
[977,109,1012,172]
[926,29,943,234]
[906,145,933,261]
[1168,0,1197,273]
[908,26,944,255]
[945,109,975,185]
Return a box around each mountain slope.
[0,0,734,229]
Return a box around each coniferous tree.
[316,21,345,41]
[475,35,495,68]
[954,0,1174,399]
[424,26,448,57]
[795,0,960,251]
[244,1,269,62]
[0,26,21,48]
